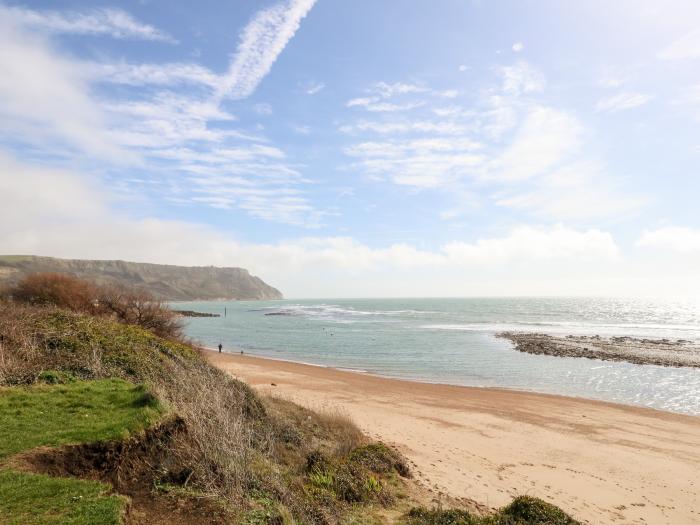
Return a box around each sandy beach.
[205,349,700,525]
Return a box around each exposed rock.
[498,332,700,368]
[172,310,221,318]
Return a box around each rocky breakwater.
[498,332,700,368]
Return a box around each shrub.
[37,370,76,384]
[332,461,373,503]
[305,450,330,473]
[407,507,477,525]
[405,496,581,525]
[349,442,411,477]
[499,496,578,524]
[96,285,182,339]
[4,273,183,340]
[7,273,98,313]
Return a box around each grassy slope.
[0,379,162,459]
[0,471,124,525]
[0,378,163,525]
[0,304,581,525]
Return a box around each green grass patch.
[0,470,124,525]
[0,378,163,460]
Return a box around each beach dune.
[205,349,700,525]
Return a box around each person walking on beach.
[218,343,222,353]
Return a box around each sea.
[176,297,700,416]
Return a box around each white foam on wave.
[260,303,441,320]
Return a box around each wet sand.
[204,349,700,525]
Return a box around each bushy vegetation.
[405,496,580,525]
[3,272,182,339]
[0,291,406,523]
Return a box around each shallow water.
[177,297,700,416]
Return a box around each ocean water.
[176,297,700,416]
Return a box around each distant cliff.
[0,255,283,301]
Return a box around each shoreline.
[204,348,700,525]
[204,346,695,417]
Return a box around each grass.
[0,378,163,460]
[0,300,583,524]
[0,255,34,264]
[0,470,124,525]
[0,378,161,524]
[0,305,198,386]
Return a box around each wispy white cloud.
[304,81,325,95]
[512,42,524,52]
[0,2,322,227]
[346,97,424,112]
[0,17,127,160]
[491,106,582,181]
[637,227,700,253]
[253,103,273,115]
[340,62,645,222]
[216,0,317,100]
[495,161,646,220]
[0,5,176,43]
[597,68,629,89]
[499,61,545,95]
[373,81,429,98]
[345,81,456,111]
[340,120,470,135]
[438,89,459,98]
[658,27,700,60]
[90,62,220,88]
[596,92,652,113]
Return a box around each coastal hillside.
[0,255,282,301]
[0,273,580,524]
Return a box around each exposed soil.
[498,332,700,368]
[10,417,232,525]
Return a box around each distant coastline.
[0,255,283,301]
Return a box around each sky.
[1,0,700,298]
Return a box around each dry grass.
[2,272,183,339]
[0,301,407,524]
[314,408,366,456]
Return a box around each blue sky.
[1,0,700,297]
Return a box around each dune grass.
[0,378,163,460]
[0,470,125,525]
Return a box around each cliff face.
[0,255,283,301]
